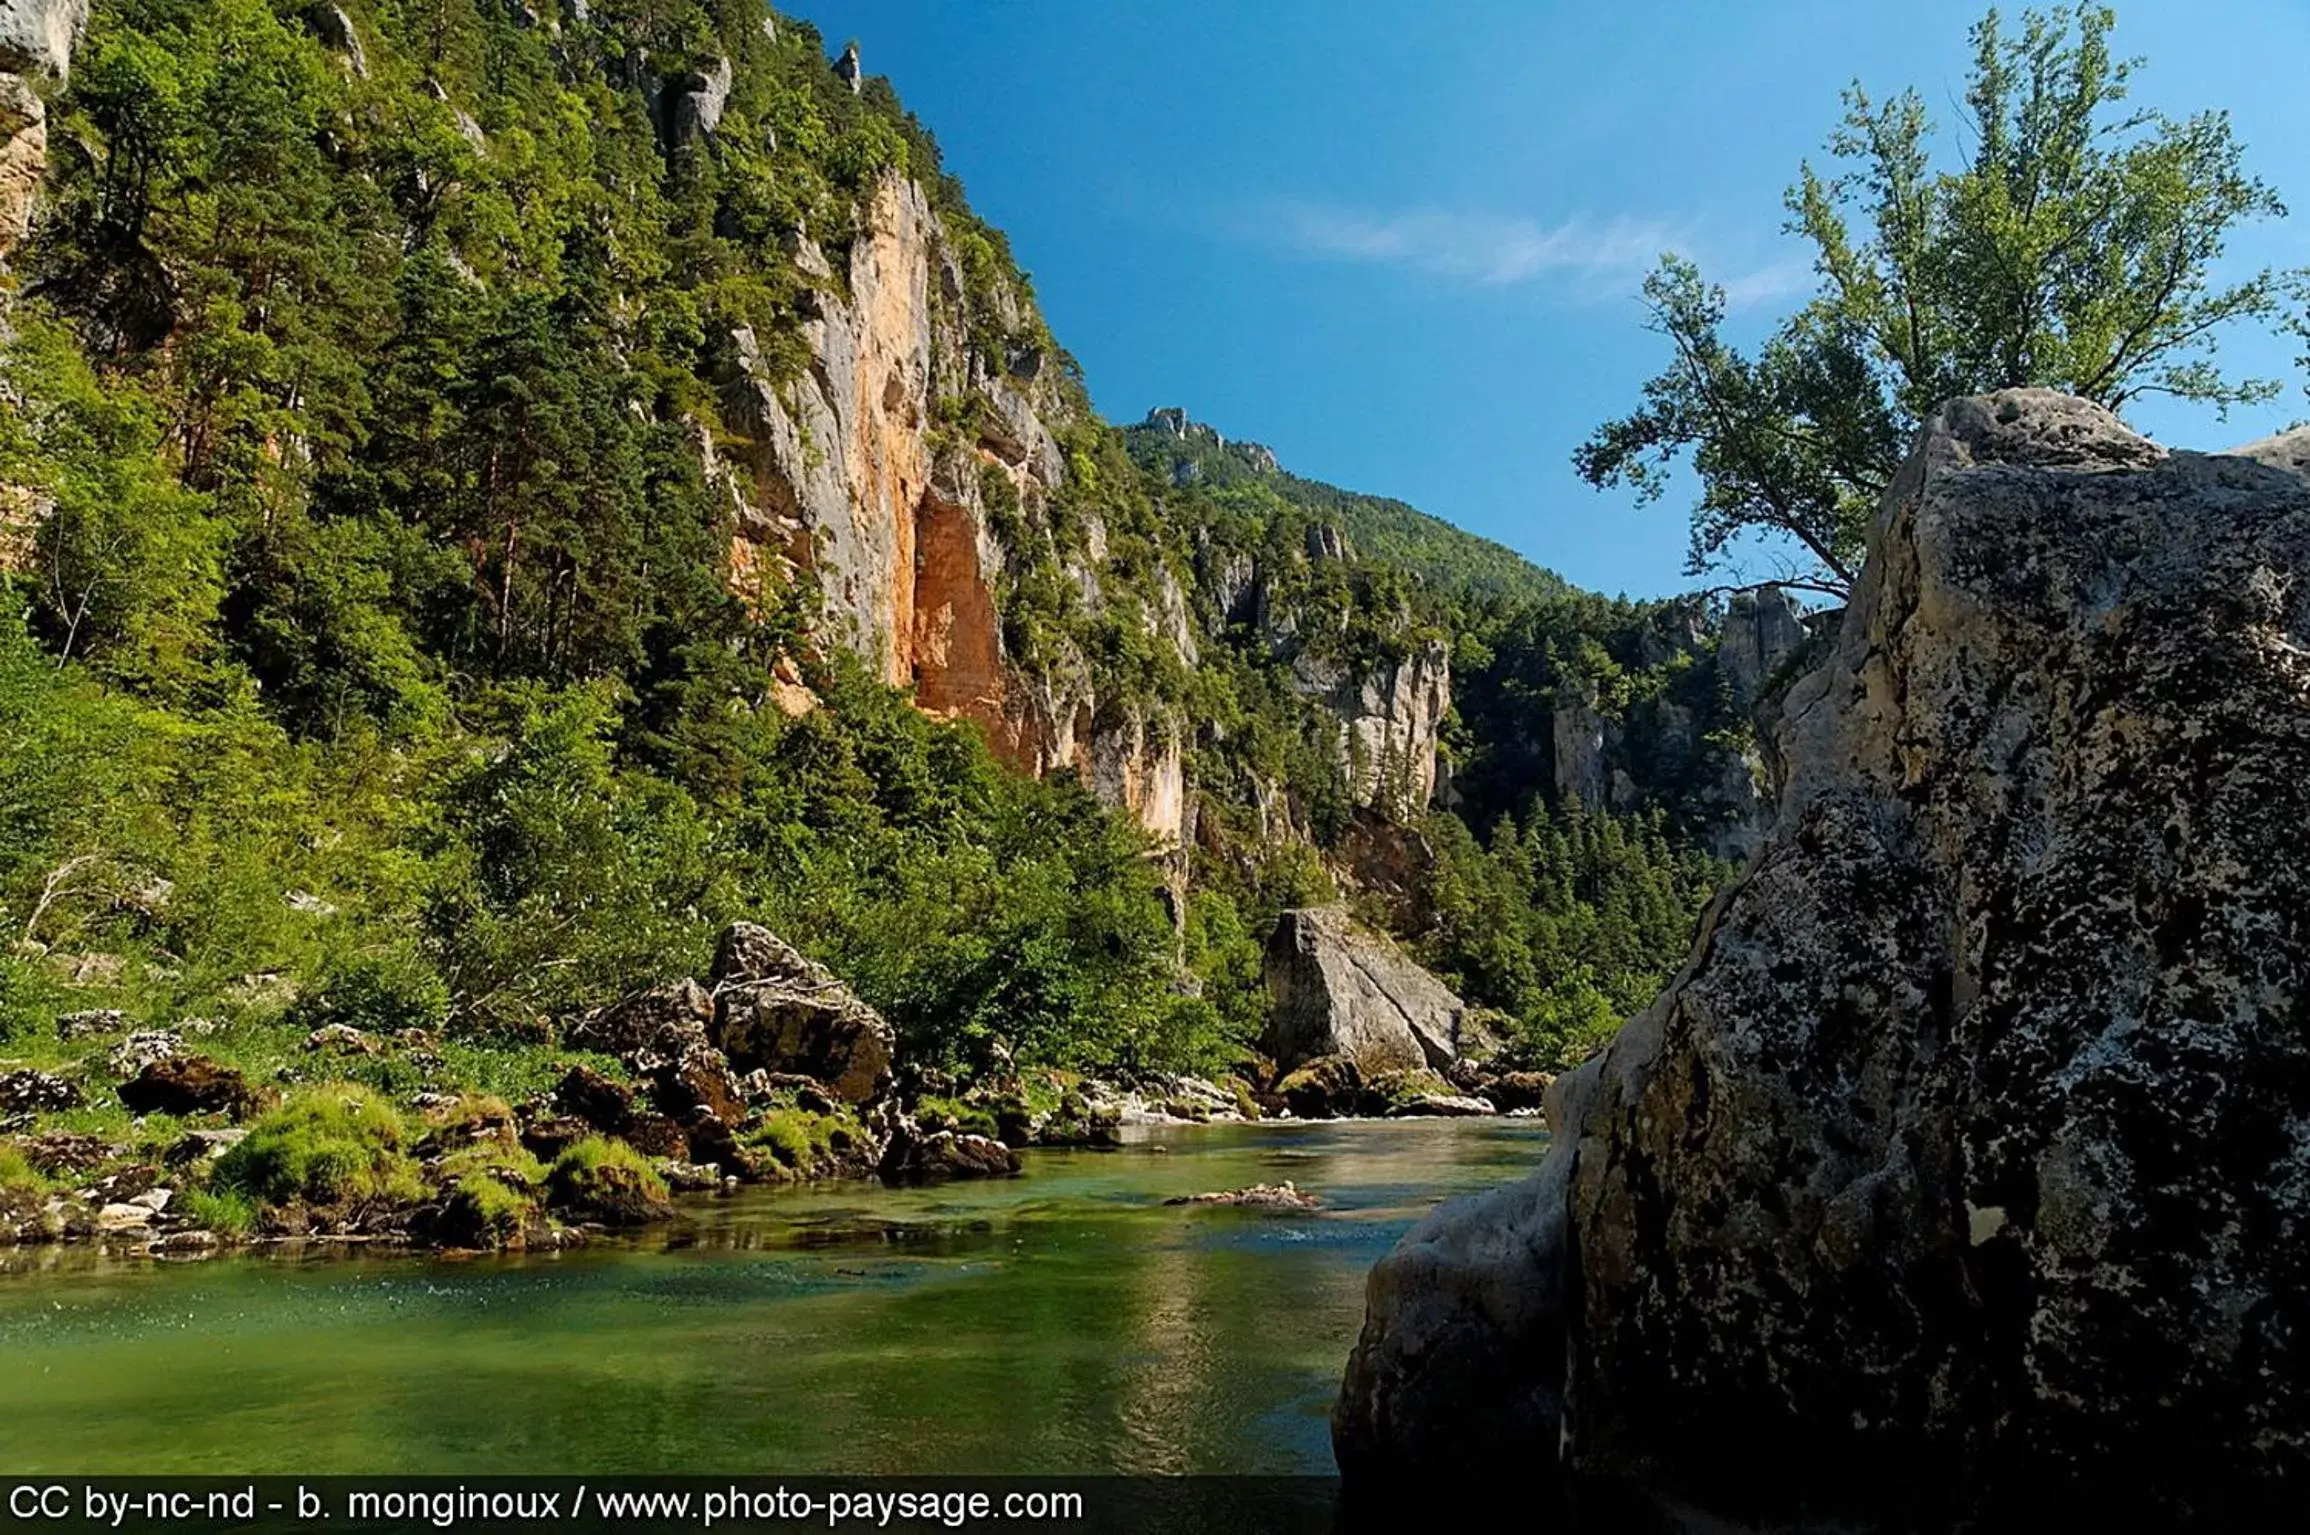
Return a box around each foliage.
[1417,807,1723,1069]
[1578,3,2293,591]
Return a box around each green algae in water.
[0,1119,1547,1474]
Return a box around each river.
[0,1118,1546,1475]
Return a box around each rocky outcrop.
[1716,584,1809,706]
[1,1,83,270]
[722,173,1190,844]
[1337,391,2310,1482]
[1291,639,1451,816]
[710,921,895,1104]
[0,0,83,78]
[1263,905,1479,1076]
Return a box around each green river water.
[0,1119,1547,1475]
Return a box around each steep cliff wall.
[1337,392,2310,1482]
[721,170,1191,835]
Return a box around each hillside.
[0,0,1771,1209]
[1124,408,1573,609]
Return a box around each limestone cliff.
[1337,391,2310,1481]
[718,170,1189,837]
[0,1,83,268]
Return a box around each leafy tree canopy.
[1578,3,2292,593]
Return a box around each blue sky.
[779,1,2310,598]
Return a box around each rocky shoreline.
[4,913,1551,1261]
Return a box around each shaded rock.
[646,1041,747,1128]
[1263,906,1472,1075]
[517,1114,591,1163]
[17,1130,112,1174]
[567,980,713,1059]
[0,1069,80,1116]
[1338,391,2310,1482]
[879,1125,1019,1183]
[710,922,895,1103]
[301,4,366,77]
[617,1111,688,1160]
[163,1128,246,1169]
[655,54,731,147]
[554,1065,636,1135]
[1476,1070,1554,1114]
[116,1056,266,1120]
[833,40,860,93]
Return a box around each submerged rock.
[1337,392,2310,1482]
[1166,1181,1319,1211]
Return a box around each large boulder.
[1263,906,1475,1075]
[709,923,895,1103]
[1338,392,2310,1482]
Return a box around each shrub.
[0,1144,46,1194]
[212,1084,423,1208]
[292,946,451,1038]
[179,1186,258,1237]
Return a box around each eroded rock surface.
[710,921,896,1104]
[1337,391,2310,1481]
[1263,905,1476,1076]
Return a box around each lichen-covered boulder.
[709,923,895,1104]
[1338,392,2310,1482]
[1263,905,1475,1075]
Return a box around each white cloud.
[1257,197,1811,309]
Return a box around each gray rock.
[54,1009,124,1041]
[567,980,714,1061]
[1338,391,2310,1481]
[1263,906,1471,1076]
[1388,1093,1496,1118]
[0,0,85,79]
[1716,583,1809,707]
[833,41,861,93]
[107,1030,184,1079]
[710,923,895,1103]
[656,54,731,147]
[302,5,367,78]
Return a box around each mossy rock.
[545,1136,675,1227]
[432,1173,546,1250]
[1276,1055,1362,1119]
[1359,1068,1455,1116]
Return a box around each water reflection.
[0,1119,1548,1474]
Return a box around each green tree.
[1579,4,2291,594]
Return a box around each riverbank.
[4,920,1551,1259]
[0,1118,1547,1474]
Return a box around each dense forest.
[0,0,1750,1178]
